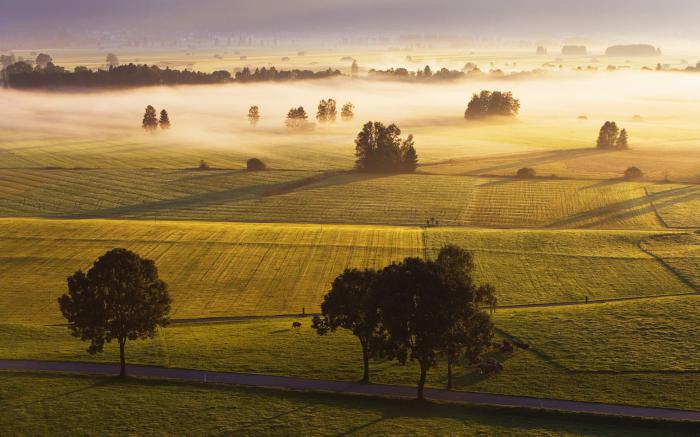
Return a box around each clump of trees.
[142,106,170,131]
[247,158,267,171]
[316,99,337,123]
[354,122,418,173]
[624,166,643,180]
[368,65,465,82]
[516,167,536,179]
[248,106,260,126]
[285,106,312,131]
[58,248,171,377]
[596,122,629,149]
[313,246,496,399]
[35,53,53,68]
[341,102,355,121]
[464,91,520,120]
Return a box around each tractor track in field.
[3,359,700,423]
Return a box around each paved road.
[3,359,700,423]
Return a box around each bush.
[624,166,643,180]
[516,167,536,179]
[247,158,267,171]
[198,160,210,170]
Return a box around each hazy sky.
[2,0,700,40]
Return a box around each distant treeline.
[234,66,342,82]
[368,66,466,81]
[1,62,342,89]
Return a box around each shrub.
[198,160,210,170]
[624,166,643,180]
[516,167,536,179]
[247,158,267,171]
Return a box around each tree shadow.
[454,148,601,176]
[7,372,117,407]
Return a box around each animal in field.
[292,321,302,328]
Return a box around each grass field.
[2,169,696,229]
[5,296,700,411]
[0,218,693,324]
[641,232,700,289]
[4,373,692,437]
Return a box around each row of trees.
[234,66,342,82]
[57,245,496,400]
[596,122,629,149]
[368,65,465,81]
[354,122,418,173]
[142,106,171,131]
[2,62,343,88]
[464,91,520,119]
[313,246,496,399]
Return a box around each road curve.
[3,359,700,423]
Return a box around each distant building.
[562,45,587,56]
[605,45,660,57]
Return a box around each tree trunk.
[119,339,126,378]
[417,362,428,401]
[447,358,453,390]
[361,340,370,383]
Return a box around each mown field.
[641,232,700,289]
[0,218,693,324]
[2,168,697,229]
[4,296,700,411]
[4,373,691,437]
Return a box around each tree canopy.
[248,106,260,126]
[597,122,629,150]
[316,98,337,123]
[58,248,171,377]
[464,91,520,119]
[159,109,171,129]
[341,102,355,121]
[142,106,158,132]
[285,106,312,131]
[312,269,381,383]
[354,121,418,173]
[373,248,495,400]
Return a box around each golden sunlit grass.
[641,232,700,288]
[0,218,692,324]
[5,296,700,412]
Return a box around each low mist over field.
[3,70,699,155]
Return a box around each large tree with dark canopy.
[312,269,382,383]
[354,121,418,173]
[597,121,629,149]
[373,247,496,399]
[58,248,171,377]
[436,246,496,390]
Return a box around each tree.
[246,157,267,171]
[142,105,158,132]
[159,109,171,129]
[616,129,629,149]
[373,258,453,400]
[464,91,520,120]
[516,167,536,178]
[248,106,260,126]
[351,60,359,75]
[624,166,643,180]
[312,269,381,383]
[198,160,210,170]
[354,121,417,173]
[35,53,53,69]
[285,106,310,130]
[341,102,355,121]
[400,134,418,172]
[436,246,496,390]
[58,248,171,377]
[423,65,433,78]
[106,53,120,68]
[317,99,337,123]
[597,122,628,149]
